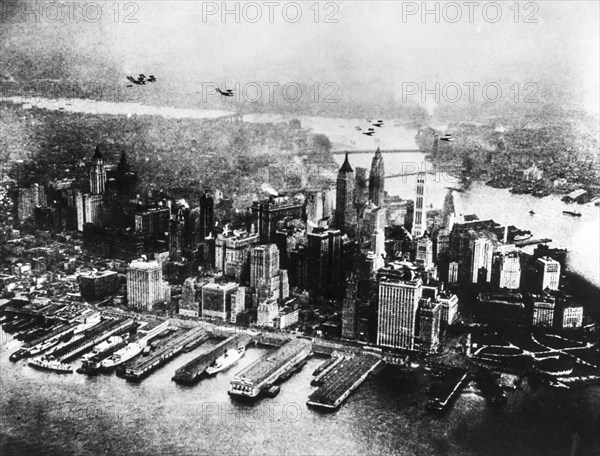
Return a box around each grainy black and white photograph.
[0,1,599,455]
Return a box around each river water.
[2,326,599,456]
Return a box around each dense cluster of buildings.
[3,142,587,356]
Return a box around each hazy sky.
[1,1,598,114]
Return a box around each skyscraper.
[536,256,561,291]
[251,195,304,244]
[416,236,434,269]
[250,244,280,289]
[342,276,358,339]
[127,260,164,311]
[89,146,106,195]
[201,281,240,320]
[471,236,493,284]
[418,298,442,353]
[493,250,521,290]
[307,230,330,293]
[336,153,356,234]
[412,172,426,238]
[199,190,214,240]
[368,147,385,207]
[377,272,423,350]
[169,210,186,261]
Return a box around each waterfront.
[2,326,599,456]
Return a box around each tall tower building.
[250,244,280,289]
[336,153,356,234]
[494,251,521,290]
[536,256,561,291]
[127,260,164,311]
[416,236,434,269]
[377,273,423,350]
[307,230,330,293]
[169,210,186,261]
[412,172,426,238]
[368,147,385,207]
[89,146,106,195]
[199,190,214,240]
[471,236,493,284]
[342,276,358,339]
[418,298,442,353]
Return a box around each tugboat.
[9,348,30,362]
[563,210,582,217]
[206,346,246,375]
[28,356,73,373]
[514,232,533,241]
[265,385,280,398]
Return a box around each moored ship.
[73,313,102,335]
[28,356,73,373]
[28,337,61,356]
[82,336,125,361]
[206,346,245,375]
[100,341,144,370]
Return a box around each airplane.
[363,130,376,136]
[373,121,384,127]
[126,74,156,85]
[217,88,235,97]
[127,75,145,85]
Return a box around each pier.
[172,333,251,384]
[229,339,312,399]
[52,318,136,362]
[425,368,470,412]
[121,326,208,381]
[514,237,552,247]
[24,322,79,348]
[307,354,384,410]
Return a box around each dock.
[229,339,312,399]
[24,322,79,348]
[121,326,208,381]
[52,318,136,362]
[425,367,470,412]
[307,354,384,410]
[172,333,251,384]
[514,237,551,247]
[311,356,344,386]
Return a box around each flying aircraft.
[217,88,235,97]
[126,74,156,85]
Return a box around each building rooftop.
[234,339,311,385]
